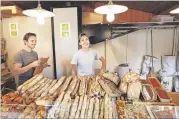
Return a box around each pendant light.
[94,0,128,22]
[170,7,179,14]
[23,0,55,25]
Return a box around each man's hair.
[79,33,88,42]
[23,32,36,42]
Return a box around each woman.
[71,33,106,77]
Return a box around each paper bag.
[33,57,49,75]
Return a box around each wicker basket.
[141,84,157,102]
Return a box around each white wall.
[2,15,178,80]
[92,29,177,73]
[53,7,79,79]
[2,16,54,79]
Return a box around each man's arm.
[13,60,40,75]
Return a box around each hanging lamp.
[23,0,55,25]
[94,0,128,22]
[170,7,179,14]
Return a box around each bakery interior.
[1,1,179,119]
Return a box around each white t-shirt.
[71,48,101,76]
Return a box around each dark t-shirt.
[14,49,38,81]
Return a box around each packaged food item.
[155,88,171,102]
[148,77,162,88]
[141,84,157,101]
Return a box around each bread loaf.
[104,94,109,119]
[75,95,84,119]
[71,78,80,97]
[63,101,72,119]
[21,74,44,93]
[93,98,100,119]
[87,98,94,119]
[49,76,66,94]
[103,72,120,85]
[80,95,88,119]
[69,96,79,118]
[47,91,65,118]
[67,77,78,92]
[41,80,57,97]
[99,99,104,119]
[98,79,121,97]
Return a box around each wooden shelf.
[1,50,7,56]
[1,71,11,77]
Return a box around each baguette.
[21,74,44,93]
[41,79,57,97]
[84,98,90,119]
[35,78,51,97]
[93,97,100,119]
[75,95,84,119]
[36,79,53,97]
[108,99,113,119]
[69,96,79,118]
[40,80,56,97]
[17,76,36,92]
[79,77,86,95]
[99,99,104,119]
[29,78,48,97]
[26,78,46,94]
[58,91,71,118]
[47,91,65,118]
[80,95,88,119]
[63,101,72,119]
[104,94,109,119]
[112,98,118,119]
[71,78,80,97]
[35,96,53,106]
[87,98,95,119]
[58,76,72,94]
[67,77,78,92]
[49,76,66,94]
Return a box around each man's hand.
[30,60,41,67]
[43,63,50,68]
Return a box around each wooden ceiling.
[1,1,179,15]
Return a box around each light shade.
[94,4,128,14]
[170,7,179,14]
[23,8,55,18]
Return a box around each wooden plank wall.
[83,3,154,24]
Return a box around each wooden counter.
[169,92,179,106]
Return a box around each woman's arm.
[99,56,106,74]
[72,64,77,77]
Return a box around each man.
[13,32,46,85]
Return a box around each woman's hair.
[79,33,88,41]
[23,32,36,42]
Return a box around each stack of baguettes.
[15,73,120,119]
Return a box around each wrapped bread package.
[127,80,142,100]
[119,72,140,94]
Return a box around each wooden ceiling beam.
[1,5,23,18]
